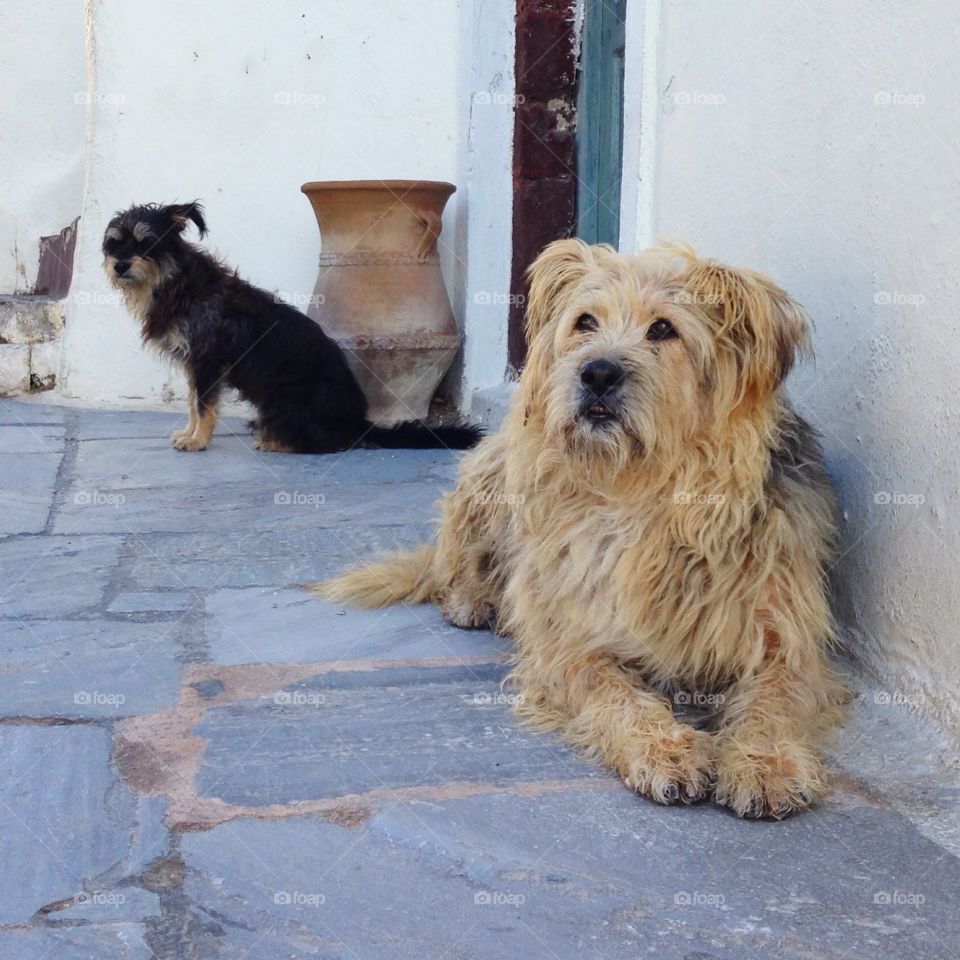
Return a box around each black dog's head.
[102,201,207,289]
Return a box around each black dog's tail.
[364,419,483,450]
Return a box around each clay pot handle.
[415,209,442,263]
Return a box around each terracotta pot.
[300,179,460,424]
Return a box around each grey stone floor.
[2,396,960,960]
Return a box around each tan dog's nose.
[580,359,624,395]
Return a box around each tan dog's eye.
[647,318,678,342]
[574,314,598,333]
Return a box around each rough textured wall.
[60,1,460,402]
[0,1,85,293]
[627,0,960,735]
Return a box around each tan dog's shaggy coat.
[315,240,845,819]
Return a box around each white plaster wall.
[61,0,460,402]
[450,0,516,404]
[622,0,960,735]
[0,0,86,293]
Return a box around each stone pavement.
[1,396,959,960]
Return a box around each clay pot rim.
[301,179,456,195]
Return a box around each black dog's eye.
[574,314,598,333]
[647,318,678,342]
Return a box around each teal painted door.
[577,0,627,247]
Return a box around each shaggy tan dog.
[314,239,845,819]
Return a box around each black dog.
[102,201,481,453]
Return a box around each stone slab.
[0,620,183,718]
[0,726,141,924]
[107,591,193,613]
[205,587,508,665]
[0,451,61,534]
[0,424,65,454]
[0,925,151,960]
[0,535,121,618]
[178,786,960,960]
[124,525,433,591]
[195,662,594,806]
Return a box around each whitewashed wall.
[0,0,85,293]
[57,0,462,402]
[622,0,960,736]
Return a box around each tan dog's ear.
[524,238,595,342]
[681,257,811,406]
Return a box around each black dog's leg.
[173,364,222,452]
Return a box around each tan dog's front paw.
[623,725,714,805]
[170,428,193,443]
[172,434,208,452]
[714,738,826,819]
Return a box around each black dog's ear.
[168,201,207,238]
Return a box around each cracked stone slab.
[124,525,433,591]
[205,588,509,665]
[49,886,162,922]
[0,535,121,618]
[0,925,151,960]
[0,451,61,534]
[177,786,960,959]
[0,725,157,925]
[0,620,184,718]
[194,663,596,807]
